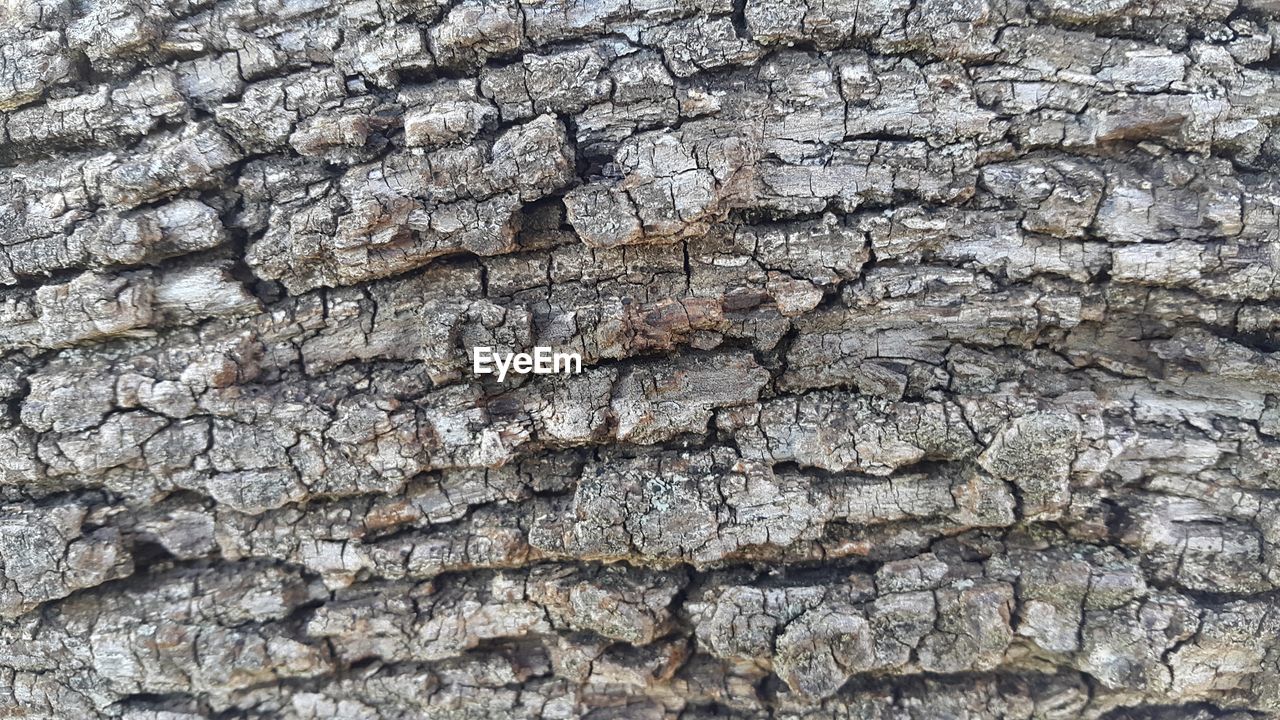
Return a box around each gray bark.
[1,0,1279,717]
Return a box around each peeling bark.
[1,0,1279,717]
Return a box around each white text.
[472,346,583,382]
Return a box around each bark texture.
[2,0,1280,718]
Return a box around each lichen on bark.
[1,0,1280,717]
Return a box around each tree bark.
[1,0,1279,717]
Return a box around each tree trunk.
[1,0,1279,717]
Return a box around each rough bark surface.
[1,0,1280,718]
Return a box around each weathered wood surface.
[1,0,1280,717]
